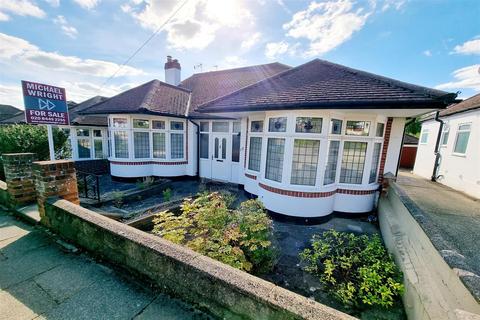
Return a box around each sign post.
[21,81,69,160]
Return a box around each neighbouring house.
[0,104,22,121]
[79,57,456,218]
[0,96,110,174]
[399,133,419,169]
[413,93,480,199]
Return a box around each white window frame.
[420,128,429,145]
[452,123,471,156]
[440,126,449,147]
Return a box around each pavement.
[0,210,212,320]
[396,170,480,279]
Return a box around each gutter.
[431,111,444,182]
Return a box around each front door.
[211,133,230,181]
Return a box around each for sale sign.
[22,80,69,125]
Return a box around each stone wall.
[44,198,353,320]
[2,153,37,206]
[33,160,79,223]
[378,184,480,320]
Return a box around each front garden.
[144,190,406,319]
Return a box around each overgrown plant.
[111,191,125,208]
[300,231,403,310]
[153,192,276,274]
[162,188,172,202]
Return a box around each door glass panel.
[222,138,226,159]
[232,134,240,162]
[214,138,219,158]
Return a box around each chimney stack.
[164,55,181,86]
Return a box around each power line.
[99,0,191,90]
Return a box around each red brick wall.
[2,153,37,206]
[378,117,393,183]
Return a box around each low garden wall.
[43,198,354,320]
[378,183,480,320]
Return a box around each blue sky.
[0,0,479,108]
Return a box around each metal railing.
[76,170,100,201]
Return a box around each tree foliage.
[153,192,276,274]
[300,230,403,310]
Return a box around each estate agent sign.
[22,80,69,125]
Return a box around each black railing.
[76,170,100,201]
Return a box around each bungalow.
[81,57,456,218]
[413,93,480,199]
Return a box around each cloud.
[54,15,78,39]
[265,41,290,60]
[280,0,372,57]
[73,0,100,10]
[381,0,407,12]
[0,32,145,77]
[219,56,248,70]
[0,84,23,109]
[241,32,262,51]
[0,0,46,20]
[124,0,255,50]
[436,65,480,92]
[452,38,480,55]
[43,0,60,7]
[423,50,432,57]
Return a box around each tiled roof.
[180,62,291,109]
[0,104,22,121]
[197,59,456,112]
[82,80,191,117]
[403,133,419,145]
[440,93,480,117]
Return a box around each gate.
[76,171,100,201]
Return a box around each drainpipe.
[188,119,200,179]
[431,111,444,182]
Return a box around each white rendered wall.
[384,118,406,175]
[413,120,440,179]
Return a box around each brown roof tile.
[440,93,480,117]
[197,59,456,112]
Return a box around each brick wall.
[33,160,79,223]
[2,153,37,206]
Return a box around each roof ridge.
[196,59,319,110]
[181,62,290,81]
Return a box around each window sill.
[451,153,467,158]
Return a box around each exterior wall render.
[414,111,480,198]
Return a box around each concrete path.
[0,210,212,320]
[396,171,480,276]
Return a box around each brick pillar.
[33,160,79,224]
[2,153,37,206]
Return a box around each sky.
[0,0,479,109]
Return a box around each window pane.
[199,133,209,159]
[152,120,165,130]
[331,119,343,134]
[420,130,429,143]
[295,117,322,133]
[113,118,128,128]
[221,138,226,159]
[268,117,287,132]
[232,121,241,133]
[441,129,449,145]
[248,137,262,171]
[454,131,470,154]
[265,138,285,182]
[200,122,209,132]
[340,141,367,184]
[114,131,128,158]
[376,123,385,137]
[324,141,340,185]
[232,134,240,162]
[134,132,150,158]
[170,121,184,131]
[94,140,103,158]
[459,124,471,131]
[291,139,320,186]
[250,120,264,132]
[133,119,149,129]
[369,143,382,183]
[77,139,91,159]
[153,132,166,159]
[346,121,371,136]
[93,129,102,137]
[212,122,229,132]
[76,129,89,137]
[171,133,184,158]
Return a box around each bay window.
[171,133,184,159]
[340,141,367,184]
[346,121,370,136]
[134,132,150,158]
[114,131,129,158]
[295,117,322,133]
[369,143,382,183]
[265,138,285,182]
[324,141,340,185]
[248,137,262,171]
[376,123,385,137]
[268,117,287,132]
[153,133,166,158]
[290,139,320,186]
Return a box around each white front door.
[211,133,230,181]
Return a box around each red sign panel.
[22,80,69,125]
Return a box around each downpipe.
[188,119,200,179]
[431,111,444,182]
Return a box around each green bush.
[111,191,124,208]
[162,188,172,202]
[153,192,276,274]
[300,230,403,310]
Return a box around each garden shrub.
[162,188,172,202]
[152,192,276,274]
[300,230,403,310]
